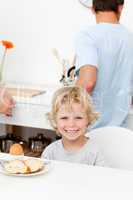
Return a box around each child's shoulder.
[45,139,62,150]
[41,139,62,159]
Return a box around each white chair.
[88,126,133,170]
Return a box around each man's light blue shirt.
[75,23,133,128]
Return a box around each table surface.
[0,153,133,200]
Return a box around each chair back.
[88,126,133,170]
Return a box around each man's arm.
[75,65,97,94]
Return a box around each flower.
[0,40,14,82]
[1,40,14,49]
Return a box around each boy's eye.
[60,117,68,120]
[75,116,83,119]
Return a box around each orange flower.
[0,40,14,82]
[1,40,14,49]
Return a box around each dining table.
[0,153,133,200]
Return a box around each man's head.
[92,0,124,13]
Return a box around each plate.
[0,158,51,177]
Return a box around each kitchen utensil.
[29,133,51,154]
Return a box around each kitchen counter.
[0,84,60,129]
[0,83,133,130]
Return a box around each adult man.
[0,88,14,116]
[75,0,133,128]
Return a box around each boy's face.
[56,103,88,141]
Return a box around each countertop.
[0,82,133,130]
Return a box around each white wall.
[0,0,133,85]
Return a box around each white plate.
[0,158,51,177]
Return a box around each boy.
[41,86,106,166]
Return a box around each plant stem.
[0,48,7,82]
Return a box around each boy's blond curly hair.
[48,86,99,134]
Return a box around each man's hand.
[0,88,15,116]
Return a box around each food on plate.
[9,143,24,155]
[3,158,44,174]
[24,159,44,173]
[3,160,29,174]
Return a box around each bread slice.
[4,160,28,174]
[24,159,44,173]
[3,158,44,174]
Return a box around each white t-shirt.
[41,137,106,166]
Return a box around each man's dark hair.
[93,0,124,13]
